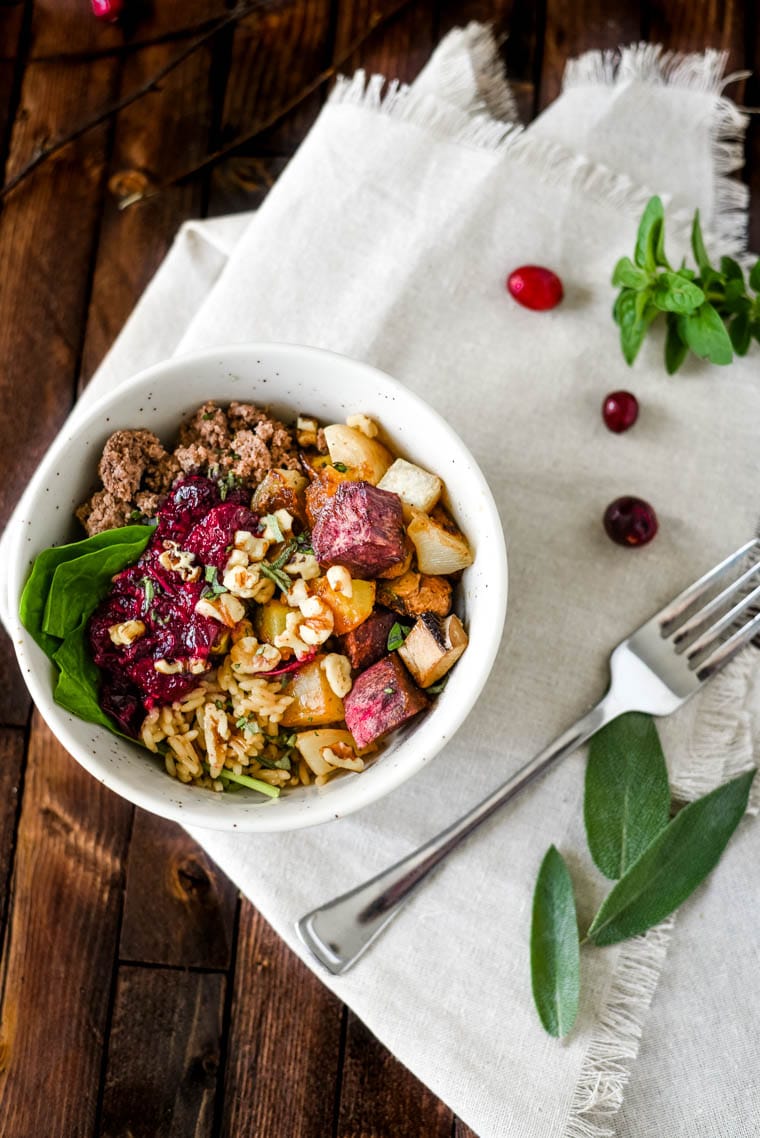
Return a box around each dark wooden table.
[0,2,756,1134]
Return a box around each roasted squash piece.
[313,576,376,636]
[252,468,308,522]
[377,570,452,618]
[253,598,291,645]
[323,424,393,485]
[398,612,468,688]
[280,655,345,728]
[304,465,355,527]
[407,509,473,576]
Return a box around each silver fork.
[297,537,760,974]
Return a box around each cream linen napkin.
[3,26,760,1137]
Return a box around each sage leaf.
[749,260,760,292]
[19,525,153,656]
[681,303,733,365]
[612,257,649,290]
[664,313,688,374]
[634,197,665,271]
[530,846,580,1037]
[690,209,713,274]
[652,272,704,314]
[587,769,755,946]
[585,713,670,880]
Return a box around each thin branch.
[122,0,414,208]
[0,0,270,202]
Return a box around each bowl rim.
[7,342,508,832]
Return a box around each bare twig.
[0,0,271,202]
[122,0,414,208]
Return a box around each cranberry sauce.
[89,476,259,736]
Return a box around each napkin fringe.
[671,652,760,813]
[563,44,749,250]
[430,22,520,122]
[331,48,748,252]
[565,920,674,1138]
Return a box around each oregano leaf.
[681,303,733,365]
[530,846,580,1038]
[730,312,751,356]
[634,197,665,271]
[720,255,744,283]
[587,769,755,946]
[749,260,760,292]
[665,313,688,374]
[652,272,705,315]
[691,209,712,274]
[584,713,670,880]
[612,257,649,290]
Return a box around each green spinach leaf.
[43,535,153,639]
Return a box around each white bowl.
[7,344,507,832]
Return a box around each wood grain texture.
[335,1011,454,1138]
[335,0,436,84]
[538,0,641,108]
[219,901,343,1138]
[79,0,219,387]
[0,1,120,723]
[99,966,226,1138]
[0,729,25,952]
[120,812,237,969]
[0,715,132,1137]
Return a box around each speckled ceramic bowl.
[7,344,508,831]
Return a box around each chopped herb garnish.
[218,770,280,798]
[217,471,240,501]
[140,577,155,605]
[333,462,348,472]
[387,621,412,652]
[383,686,396,695]
[202,565,228,596]
[235,715,261,734]
[260,562,293,593]
[295,529,314,554]
[130,508,143,521]
[425,675,450,695]
[202,412,215,421]
[261,513,284,542]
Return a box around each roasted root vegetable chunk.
[295,728,365,777]
[339,609,397,671]
[253,598,291,645]
[343,654,429,749]
[312,481,406,579]
[377,569,452,618]
[323,424,393,485]
[252,468,308,521]
[312,576,376,635]
[377,458,442,518]
[303,464,354,527]
[406,509,473,576]
[280,655,345,727]
[398,612,468,688]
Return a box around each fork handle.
[297,694,624,974]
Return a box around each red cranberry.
[91,0,124,21]
[603,390,639,433]
[506,265,563,311]
[603,497,658,547]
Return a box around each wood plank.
[80,0,221,386]
[219,901,343,1138]
[335,1011,454,1138]
[0,729,25,951]
[335,0,437,85]
[208,0,334,216]
[437,0,540,122]
[645,0,746,60]
[120,811,237,969]
[99,965,225,1138]
[0,0,121,724]
[0,714,132,1136]
[538,1,641,109]
[0,3,28,167]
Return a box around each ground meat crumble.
[76,401,301,536]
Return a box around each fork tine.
[674,563,760,647]
[695,608,760,680]
[659,537,760,632]
[684,580,760,660]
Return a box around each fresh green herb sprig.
[613,196,760,373]
[530,712,755,1037]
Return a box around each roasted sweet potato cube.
[312,481,406,579]
[376,570,452,618]
[303,465,354,527]
[398,612,468,688]
[339,609,397,671]
[343,654,429,749]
